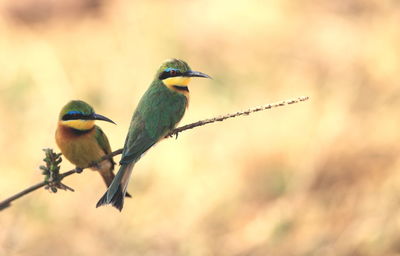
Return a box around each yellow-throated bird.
[96,59,211,211]
[56,100,131,197]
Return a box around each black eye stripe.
[159,70,182,80]
[62,113,93,121]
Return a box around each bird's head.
[58,100,115,131]
[156,59,211,93]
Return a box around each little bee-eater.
[56,100,131,197]
[96,59,211,211]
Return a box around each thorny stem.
[0,96,309,211]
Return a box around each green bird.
[55,100,131,197]
[96,59,211,211]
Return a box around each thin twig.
[0,96,309,211]
[167,96,309,137]
[0,182,46,210]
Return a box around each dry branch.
[0,96,309,211]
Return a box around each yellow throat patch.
[61,119,95,130]
[162,76,191,88]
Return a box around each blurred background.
[0,0,400,255]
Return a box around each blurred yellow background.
[1,0,400,255]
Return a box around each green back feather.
[120,81,187,164]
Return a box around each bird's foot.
[89,161,101,169]
[75,167,83,174]
[167,132,179,139]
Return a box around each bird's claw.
[75,167,83,174]
[90,161,101,169]
[168,132,179,139]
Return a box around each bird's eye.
[159,69,180,80]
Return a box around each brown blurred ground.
[1,0,400,255]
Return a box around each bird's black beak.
[93,113,116,124]
[184,70,212,79]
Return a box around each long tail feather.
[96,162,134,211]
[98,168,132,198]
[96,184,125,211]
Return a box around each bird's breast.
[55,124,104,168]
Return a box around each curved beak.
[183,70,212,79]
[93,113,116,124]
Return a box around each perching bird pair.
[56,59,211,211]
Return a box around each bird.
[96,59,211,211]
[55,100,131,197]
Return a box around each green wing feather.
[95,126,115,166]
[120,83,187,165]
